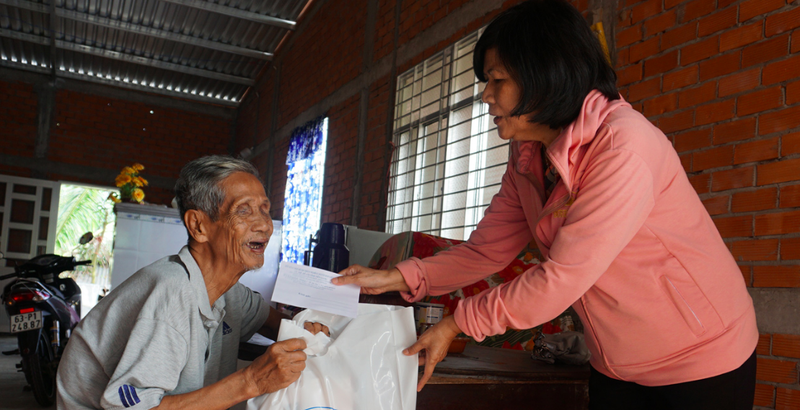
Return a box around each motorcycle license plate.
[10,311,43,333]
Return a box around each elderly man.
[57,156,324,409]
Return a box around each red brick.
[664,0,684,8]
[776,387,800,410]
[632,0,662,24]
[721,21,764,52]
[663,65,698,91]
[743,34,790,68]
[659,109,695,134]
[693,145,734,171]
[628,77,662,101]
[766,6,800,37]
[732,187,777,212]
[644,9,677,36]
[711,166,754,191]
[774,334,800,359]
[617,25,643,48]
[782,183,800,208]
[689,172,711,193]
[731,238,778,261]
[680,152,692,171]
[740,264,753,285]
[713,215,753,237]
[793,29,800,53]
[718,67,761,97]
[788,81,800,105]
[682,0,716,22]
[757,358,799,383]
[763,54,800,85]
[702,195,729,215]
[630,37,661,63]
[643,93,678,117]
[663,23,697,50]
[755,209,800,235]
[674,128,712,152]
[783,236,800,259]
[617,62,643,86]
[695,99,735,126]
[698,7,738,37]
[681,35,719,65]
[755,383,776,407]
[699,52,741,81]
[760,105,800,135]
[738,87,783,116]
[759,158,800,185]
[617,47,630,68]
[741,0,786,22]
[678,81,716,108]
[758,334,772,355]
[735,137,780,165]
[644,50,678,77]
[753,265,800,287]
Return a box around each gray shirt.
[57,246,270,410]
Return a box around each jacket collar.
[514,90,631,194]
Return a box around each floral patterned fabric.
[368,231,580,351]
[282,117,328,265]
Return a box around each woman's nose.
[481,83,494,104]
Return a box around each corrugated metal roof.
[0,0,309,106]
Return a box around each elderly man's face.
[211,172,273,272]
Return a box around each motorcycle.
[1,250,90,406]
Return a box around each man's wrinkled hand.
[303,321,330,336]
[244,338,307,396]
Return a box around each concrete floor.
[0,333,56,410]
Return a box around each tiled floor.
[0,334,56,410]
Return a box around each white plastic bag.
[247,304,417,410]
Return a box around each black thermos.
[310,223,350,273]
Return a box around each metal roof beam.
[159,0,296,30]
[0,0,273,60]
[0,59,239,106]
[0,28,255,85]
[56,8,274,61]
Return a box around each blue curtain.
[282,116,328,265]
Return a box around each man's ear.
[184,209,211,244]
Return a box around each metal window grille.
[386,29,509,241]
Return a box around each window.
[386,29,508,241]
[0,175,60,261]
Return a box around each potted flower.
[110,163,148,203]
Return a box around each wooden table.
[417,345,590,410]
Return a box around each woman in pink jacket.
[334,1,758,408]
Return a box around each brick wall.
[0,79,233,205]
[0,79,37,177]
[616,0,800,407]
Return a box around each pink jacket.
[395,90,758,385]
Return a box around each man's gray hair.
[174,155,260,222]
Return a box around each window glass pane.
[8,229,32,253]
[39,216,49,240]
[10,199,35,224]
[387,27,508,239]
[13,184,36,195]
[41,187,52,211]
[0,182,6,204]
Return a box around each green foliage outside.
[55,185,116,286]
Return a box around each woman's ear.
[184,209,211,244]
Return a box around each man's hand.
[303,321,330,336]
[331,265,411,294]
[244,338,308,396]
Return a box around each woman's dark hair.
[474,0,619,129]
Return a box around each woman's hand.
[331,265,411,294]
[403,315,462,392]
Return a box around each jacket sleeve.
[396,159,535,302]
[455,148,655,341]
